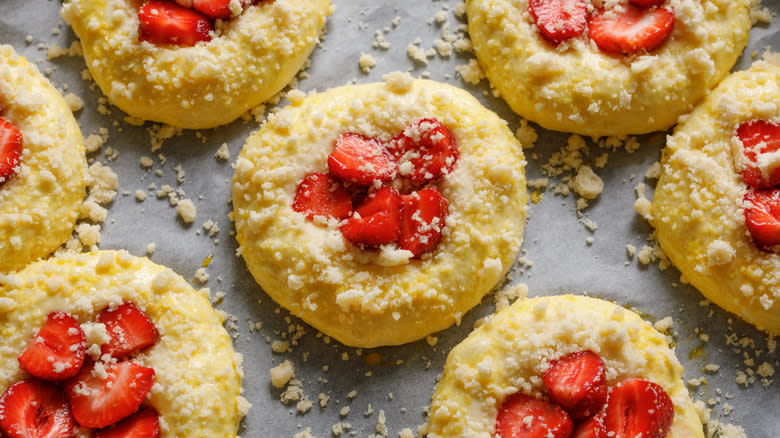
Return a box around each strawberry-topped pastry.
[465,0,752,136]
[61,0,330,129]
[427,295,704,437]
[651,55,780,335]
[0,250,247,437]
[233,75,528,347]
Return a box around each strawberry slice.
[17,312,86,381]
[97,302,160,360]
[629,0,666,6]
[603,378,674,438]
[328,133,397,186]
[193,0,233,20]
[66,361,155,429]
[543,350,608,420]
[528,0,587,43]
[387,118,459,186]
[588,5,674,55]
[95,407,159,438]
[0,380,77,438]
[292,173,353,220]
[573,414,607,438]
[340,186,403,248]
[0,117,22,186]
[737,120,780,188]
[743,189,780,250]
[495,393,574,438]
[138,0,213,47]
[398,188,449,257]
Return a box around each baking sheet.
[1,1,778,436]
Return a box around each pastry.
[61,0,330,129]
[465,0,751,136]
[232,74,528,347]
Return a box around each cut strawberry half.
[573,414,607,438]
[399,188,449,257]
[97,302,160,360]
[66,361,155,429]
[95,407,159,438]
[193,0,233,20]
[737,120,780,188]
[340,186,403,248]
[543,350,608,420]
[588,5,674,55]
[0,117,22,186]
[495,393,574,438]
[138,0,213,47]
[387,118,458,186]
[328,133,397,186]
[528,0,587,43]
[603,378,674,438]
[743,189,780,250]
[629,0,666,6]
[17,312,86,381]
[0,380,77,438]
[292,172,353,220]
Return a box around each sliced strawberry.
[292,173,353,220]
[603,379,674,438]
[528,0,588,43]
[743,189,780,250]
[138,0,213,47]
[737,120,780,188]
[328,133,397,186]
[398,188,449,257]
[95,407,159,438]
[543,350,608,420]
[0,380,77,438]
[97,302,159,360]
[17,312,86,381]
[387,118,459,186]
[629,0,666,6]
[340,186,403,248]
[588,5,674,55]
[66,361,155,429]
[496,393,573,438]
[0,117,22,186]
[573,414,607,438]
[193,0,233,20]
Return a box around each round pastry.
[652,57,780,335]
[61,0,330,129]
[427,295,702,438]
[465,0,751,136]
[0,45,87,273]
[232,74,528,347]
[0,250,245,436]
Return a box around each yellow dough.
[0,250,246,437]
[61,0,330,130]
[0,45,87,273]
[652,57,780,335]
[465,0,751,136]
[233,74,528,347]
[427,295,702,438]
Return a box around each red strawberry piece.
[398,188,449,257]
[495,393,574,438]
[603,378,674,438]
[17,312,86,381]
[743,188,780,250]
[0,117,22,186]
[737,120,780,188]
[292,173,353,220]
[588,5,674,55]
[66,361,155,429]
[97,302,160,360]
[193,0,233,20]
[387,118,459,186]
[95,407,159,438]
[138,0,213,47]
[573,414,607,438]
[328,133,397,186]
[528,0,587,43]
[340,186,403,248]
[543,350,608,420]
[0,380,77,438]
